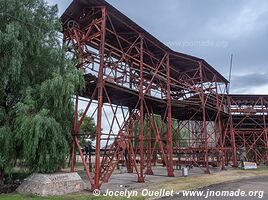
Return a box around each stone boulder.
[17,172,86,196]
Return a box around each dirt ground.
[163,176,268,200]
[1,166,268,199]
[77,165,268,193]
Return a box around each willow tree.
[0,0,83,182]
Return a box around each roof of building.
[61,0,228,83]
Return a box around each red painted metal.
[92,6,107,191]
[166,54,175,177]
[226,95,268,166]
[60,0,267,192]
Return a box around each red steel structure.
[226,94,268,166]
[62,0,231,190]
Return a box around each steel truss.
[226,95,268,166]
[62,0,229,190]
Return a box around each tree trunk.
[0,168,4,185]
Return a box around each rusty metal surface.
[61,0,228,84]
[61,0,267,191]
[226,95,268,166]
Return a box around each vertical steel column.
[199,61,210,174]
[228,96,238,167]
[243,133,246,162]
[145,115,154,175]
[215,84,225,170]
[166,53,175,177]
[261,98,268,165]
[216,88,226,170]
[93,6,107,190]
[127,109,134,173]
[265,129,268,165]
[128,64,134,172]
[71,94,79,172]
[253,134,258,163]
[218,119,226,170]
[138,34,145,182]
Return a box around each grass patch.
[1,167,267,200]
[145,167,268,192]
[0,192,145,200]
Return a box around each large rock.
[17,172,86,196]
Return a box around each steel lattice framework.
[226,95,268,166]
[61,0,267,191]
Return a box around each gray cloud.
[46,0,268,94]
[231,73,268,93]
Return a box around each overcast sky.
[47,0,268,94]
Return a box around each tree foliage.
[0,0,84,176]
[78,110,96,147]
[132,115,189,148]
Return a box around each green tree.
[0,0,83,182]
[78,110,96,146]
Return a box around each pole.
[93,6,106,190]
